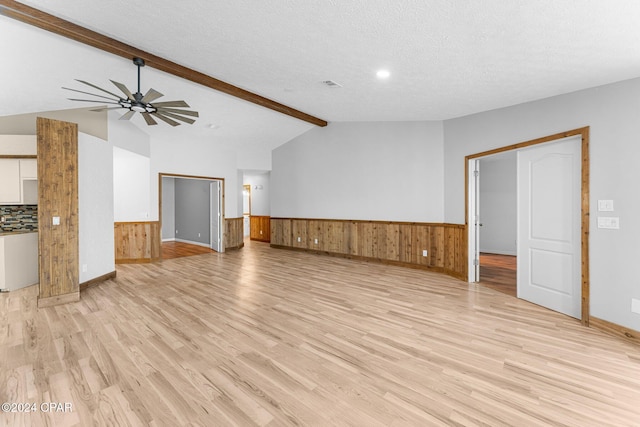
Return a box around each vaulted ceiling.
[2,1,640,151]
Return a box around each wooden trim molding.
[0,1,327,128]
[80,270,116,291]
[37,292,79,308]
[465,127,590,325]
[271,218,467,280]
[590,317,640,346]
[0,155,37,159]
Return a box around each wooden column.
[37,117,79,307]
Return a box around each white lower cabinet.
[0,232,39,291]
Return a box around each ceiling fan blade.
[75,79,122,99]
[151,100,189,108]
[141,88,164,104]
[110,80,135,101]
[90,107,125,112]
[141,112,158,126]
[62,87,120,102]
[155,110,195,125]
[151,112,180,127]
[156,107,199,117]
[67,98,121,105]
[119,110,136,121]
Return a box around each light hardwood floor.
[1,241,639,426]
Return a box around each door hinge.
[473,258,479,266]
[473,170,479,178]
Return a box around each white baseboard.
[161,238,176,242]
[174,238,211,248]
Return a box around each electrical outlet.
[297,236,301,242]
[632,298,640,314]
[176,230,178,234]
[422,250,428,257]
[314,238,318,244]
[0,215,5,223]
[260,230,263,234]
[198,233,201,237]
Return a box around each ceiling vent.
[322,80,342,88]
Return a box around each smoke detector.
[322,80,342,88]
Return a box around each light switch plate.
[597,217,619,229]
[52,216,60,225]
[598,200,614,212]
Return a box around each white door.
[209,181,222,252]
[467,159,481,282]
[473,159,481,282]
[517,136,581,318]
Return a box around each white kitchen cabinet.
[0,159,22,204]
[20,159,37,179]
[0,232,39,291]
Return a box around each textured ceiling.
[3,1,640,148]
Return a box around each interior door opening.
[466,128,590,324]
[469,153,518,297]
[159,173,225,258]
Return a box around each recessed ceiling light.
[376,69,391,79]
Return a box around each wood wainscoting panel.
[225,217,244,250]
[37,117,79,306]
[271,218,467,281]
[114,221,160,264]
[291,219,308,249]
[269,217,290,247]
[250,215,271,242]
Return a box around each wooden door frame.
[159,173,226,254]
[464,127,590,325]
[243,184,252,215]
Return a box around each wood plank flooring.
[2,240,639,426]
[162,241,216,260]
[479,253,517,297]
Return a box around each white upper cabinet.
[0,159,22,204]
[20,159,37,179]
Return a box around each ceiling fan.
[63,57,198,126]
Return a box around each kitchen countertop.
[0,230,38,236]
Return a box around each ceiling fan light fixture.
[63,57,199,127]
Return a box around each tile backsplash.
[0,205,38,232]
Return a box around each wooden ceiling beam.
[0,1,328,127]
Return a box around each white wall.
[113,146,151,221]
[79,132,114,282]
[443,77,640,331]
[479,152,517,255]
[244,172,270,216]
[272,121,445,221]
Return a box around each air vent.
[322,80,342,88]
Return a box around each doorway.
[474,151,518,297]
[159,173,225,258]
[243,184,251,237]
[466,128,590,324]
